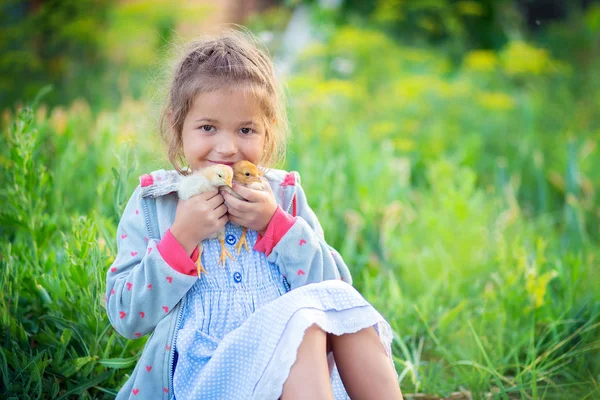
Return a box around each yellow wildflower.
[331,27,395,56]
[393,76,431,100]
[370,121,397,140]
[500,41,552,75]
[314,79,364,102]
[373,0,405,24]
[526,269,558,309]
[286,76,320,96]
[536,237,548,266]
[436,80,470,99]
[399,47,435,63]
[464,50,498,72]
[477,92,515,111]
[393,137,416,152]
[298,43,328,62]
[456,1,485,16]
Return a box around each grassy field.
[1,12,600,400]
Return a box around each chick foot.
[235,227,250,255]
[196,243,208,277]
[218,233,234,268]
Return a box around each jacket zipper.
[284,186,297,215]
[167,296,186,398]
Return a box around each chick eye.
[217,174,222,178]
[245,172,250,177]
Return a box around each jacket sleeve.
[256,176,353,290]
[105,186,197,339]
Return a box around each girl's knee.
[299,324,327,351]
[304,323,325,337]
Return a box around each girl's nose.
[215,137,237,156]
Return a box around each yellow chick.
[221,160,264,254]
[178,164,234,276]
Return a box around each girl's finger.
[226,205,246,221]
[231,183,261,202]
[215,204,228,218]
[228,215,243,227]
[217,214,229,228]
[198,190,220,201]
[218,211,229,222]
[223,190,251,212]
[207,193,225,209]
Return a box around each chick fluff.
[177,164,234,276]
[221,160,264,254]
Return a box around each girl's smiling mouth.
[209,160,235,166]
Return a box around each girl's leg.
[281,324,334,400]
[330,326,403,400]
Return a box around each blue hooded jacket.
[105,168,353,399]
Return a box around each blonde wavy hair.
[158,28,289,174]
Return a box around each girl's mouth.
[209,160,235,166]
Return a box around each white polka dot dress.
[172,223,394,400]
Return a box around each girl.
[105,29,403,400]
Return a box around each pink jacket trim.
[157,229,198,276]
[280,172,296,187]
[254,206,297,257]
[140,174,154,187]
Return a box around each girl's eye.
[200,125,215,132]
[240,127,254,135]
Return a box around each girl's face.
[180,88,266,171]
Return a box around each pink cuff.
[190,246,199,263]
[157,229,198,276]
[254,206,296,257]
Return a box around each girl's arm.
[254,174,353,289]
[105,186,197,339]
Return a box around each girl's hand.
[171,190,228,255]
[221,179,277,236]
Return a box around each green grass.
[1,23,599,399]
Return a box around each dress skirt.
[173,279,395,400]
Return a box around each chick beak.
[224,175,233,188]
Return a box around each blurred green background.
[1,0,599,398]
